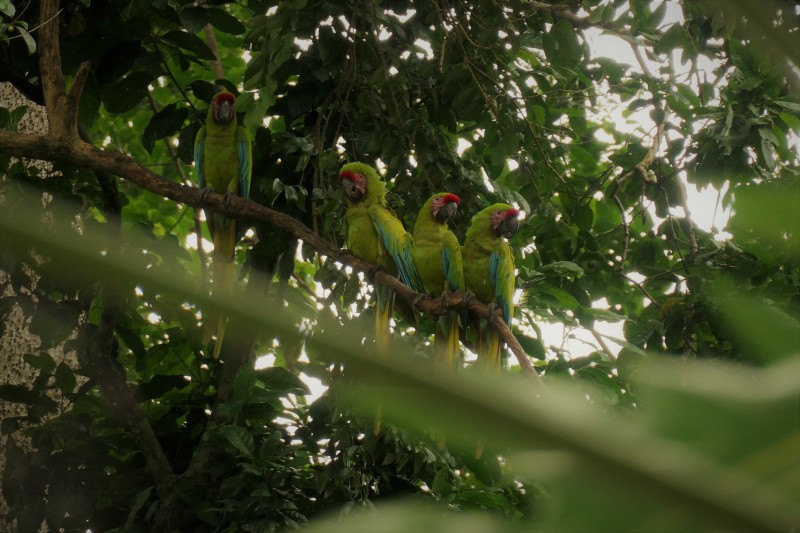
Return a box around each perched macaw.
[412,193,464,371]
[194,91,252,359]
[412,192,463,449]
[462,203,519,457]
[339,162,421,434]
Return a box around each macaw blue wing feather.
[237,126,251,199]
[369,205,423,292]
[194,126,206,189]
[441,232,464,294]
[489,250,512,325]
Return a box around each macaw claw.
[337,248,356,260]
[367,264,385,280]
[198,186,214,202]
[412,293,427,312]
[439,290,451,307]
[462,291,476,307]
[222,191,236,206]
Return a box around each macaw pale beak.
[437,199,458,223]
[498,215,519,238]
[215,100,234,123]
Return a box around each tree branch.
[4,11,542,452]
[86,305,176,497]
[0,128,543,384]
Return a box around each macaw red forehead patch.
[442,193,460,204]
[339,170,367,195]
[215,92,236,105]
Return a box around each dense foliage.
[0,0,798,531]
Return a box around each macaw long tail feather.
[433,310,459,448]
[373,284,395,435]
[485,327,501,372]
[475,319,501,458]
[208,214,237,359]
[211,258,234,359]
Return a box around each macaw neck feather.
[205,109,238,136]
[414,196,440,231]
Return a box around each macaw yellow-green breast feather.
[413,192,464,296]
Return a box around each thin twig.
[203,24,226,83]
[622,273,663,311]
[591,330,616,359]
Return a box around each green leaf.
[188,80,218,103]
[543,19,582,67]
[1,105,28,131]
[0,0,16,17]
[257,367,309,395]
[124,487,153,531]
[760,138,776,169]
[218,425,255,456]
[54,362,76,393]
[517,335,545,359]
[775,100,800,112]
[23,353,56,373]
[204,7,246,35]
[161,30,215,60]
[708,284,800,364]
[574,204,594,231]
[676,83,701,109]
[28,299,80,349]
[537,284,581,311]
[586,308,626,322]
[96,40,143,84]
[13,26,36,55]
[538,261,584,278]
[178,6,246,35]
[101,71,152,113]
[0,384,38,404]
[234,365,257,401]
[178,122,201,163]
[116,325,146,359]
[176,6,207,33]
[430,469,450,496]
[138,375,187,400]
[142,104,189,154]
[778,111,800,131]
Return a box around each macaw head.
[430,193,460,224]
[339,169,366,203]
[490,205,520,239]
[211,91,236,124]
[339,162,383,204]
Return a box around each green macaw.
[412,192,463,449]
[463,203,520,371]
[463,203,519,457]
[194,91,252,359]
[339,162,421,434]
[412,193,464,372]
